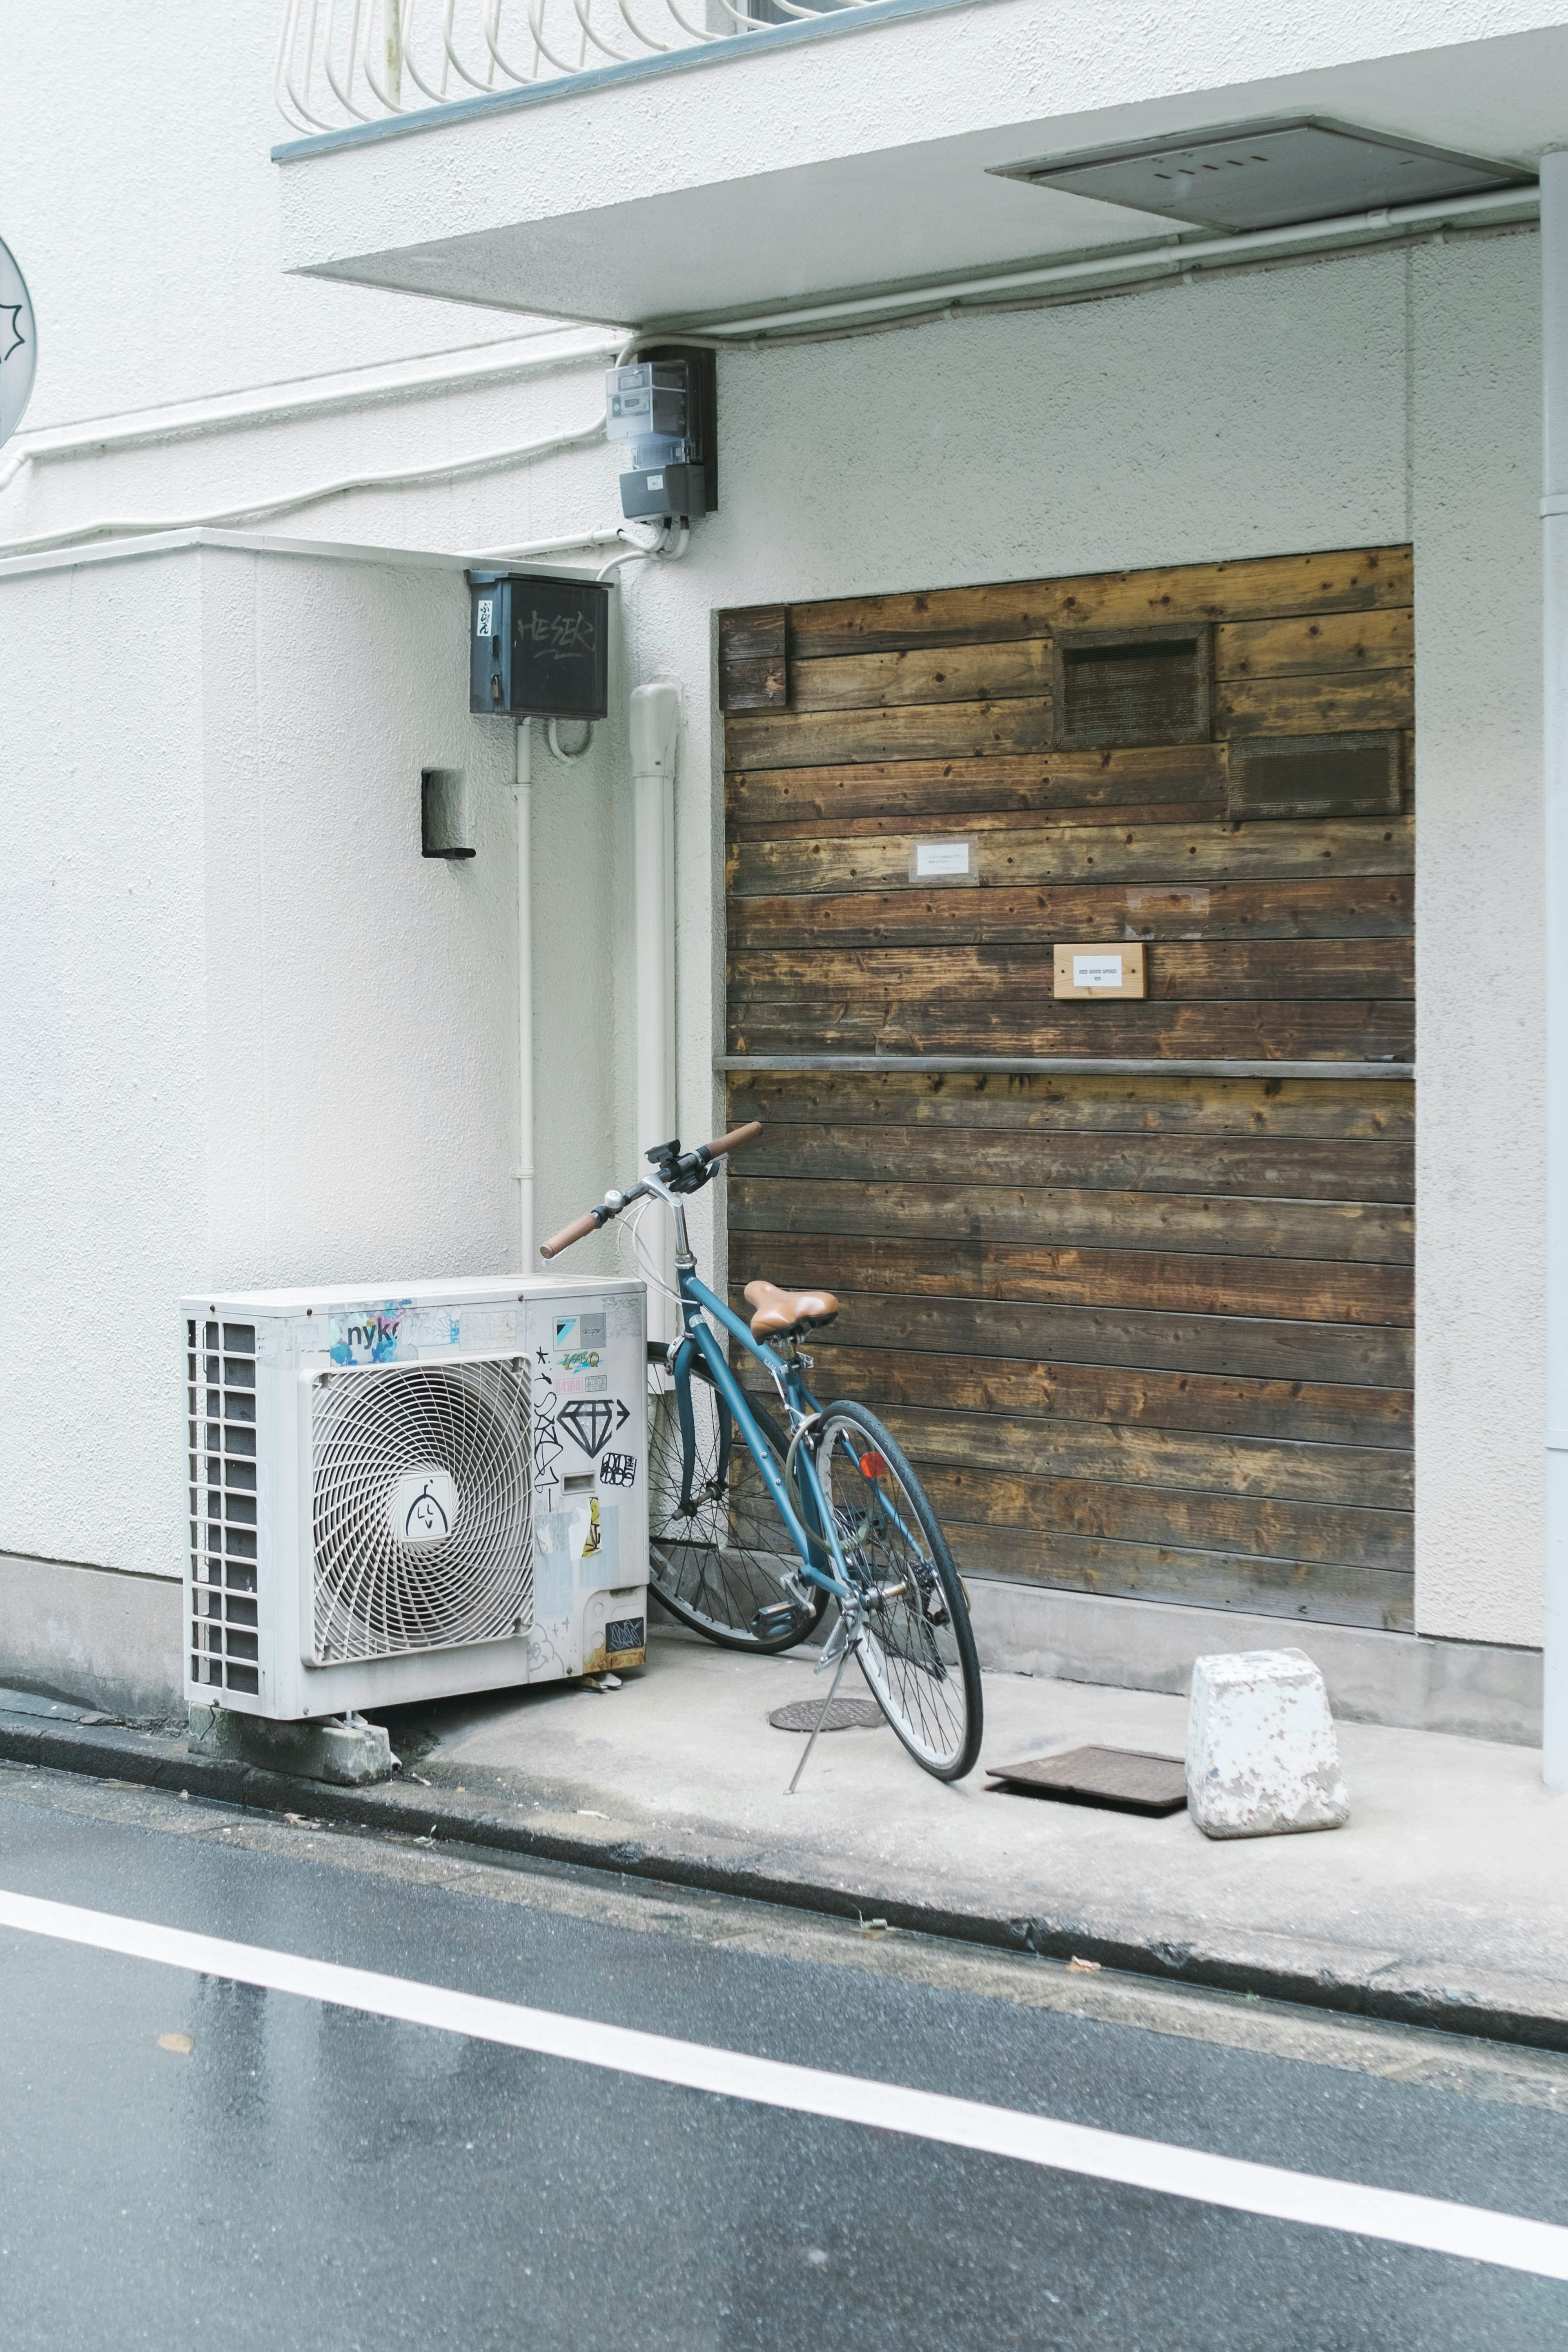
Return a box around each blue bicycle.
[540,1124,983,1784]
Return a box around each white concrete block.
[1186,1649,1350,1841]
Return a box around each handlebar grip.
[702,1120,762,1161]
[539,1210,603,1261]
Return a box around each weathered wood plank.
[777,1286,1412,1387]
[728,999,1415,1063]
[777,1344,1412,1448]
[728,876,1414,949]
[867,1403,1413,1509]
[933,1523,1414,1630]
[726,816,1414,896]
[912,1460,1410,1571]
[787,640,1051,713]
[728,1231,1413,1328]
[735,802,1234,843]
[786,548,1414,657]
[728,940,1414,1005]
[725,698,1051,771]
[1214,669,1415,738]
[1214,608,1414,680]
[725,745,1228,826]
[719,605,788,664]
[718,605,787,712]
[726,1071,1414,1141]
[729,1176,1414,1264]
[737,1120,1412,1201]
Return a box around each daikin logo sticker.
[389,1467,460,1546]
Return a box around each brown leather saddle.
[743,1278,840,1343]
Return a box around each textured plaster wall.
[0,541,613,1585]
[1411,232,1545,1646]
[0,1,532,429]
[197,548,522,1286]
[0,558,207,1579]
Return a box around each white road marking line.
[0,1886,1564,2281]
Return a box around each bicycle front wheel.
[646,1359,829,1654]
[814,1402,982,1780]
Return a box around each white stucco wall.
[0,555,207,1579]
[1411,230,1545,1647]
[0,1,537,431]
[0,538,627,1583]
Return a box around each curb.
[4,1706,1566,2058]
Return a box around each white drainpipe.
[515,719,535,1271]
[1544,152,1568,1787]
[631,682,681,1342]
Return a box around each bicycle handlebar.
[702,1120,761,1159]
[538,1208,608,1261]
[536,1122,763,1262]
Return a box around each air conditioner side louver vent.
[310,1358,533,1665]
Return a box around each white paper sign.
[1072,953,1124,989]
[915,840,971,878]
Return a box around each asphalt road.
[2,1759,1567,2351]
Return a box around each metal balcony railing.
[274,0,866,134]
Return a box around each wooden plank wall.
[722,548,1415,1631]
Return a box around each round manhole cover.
[768,1697,886,1734]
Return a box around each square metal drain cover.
[986,1746,1187,1816]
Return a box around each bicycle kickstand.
[787,1607,856,1797]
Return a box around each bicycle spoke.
[814,1409,980,1778]
[646,1376,825,1652]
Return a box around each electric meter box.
[605,363,690,444]
[467,571,610,719]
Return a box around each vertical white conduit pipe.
[631,683,681,1342]
[1543,151,1568,1788]
[515,719,536,1271]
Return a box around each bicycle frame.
[664,1247,854,1605]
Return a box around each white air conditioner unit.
[181,1277,647,1720]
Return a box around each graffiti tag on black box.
[600,1452,637,1489]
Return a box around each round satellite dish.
[0,236,37,450]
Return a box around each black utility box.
[619,461,708,524]
[467,571,610,718]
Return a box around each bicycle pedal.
[751,1601,802,1642]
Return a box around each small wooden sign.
[1053,942,1147,999]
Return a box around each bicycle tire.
[812,1401,982,1780]
[646,1354,829,1654]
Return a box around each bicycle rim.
[815,1404,982,1779]
[646,1372,827,1653]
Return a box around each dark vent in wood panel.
[1054,624,1212,749]
[720,605,788,711]
[1227,731,1402,820]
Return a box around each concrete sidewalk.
[3,1628,1567,2049]
[403,1630,1568,2041]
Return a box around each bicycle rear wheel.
[646,1356,829,1654]
[813,1402,982,1780]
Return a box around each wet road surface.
[2,1758,1566,2350]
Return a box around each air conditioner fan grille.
[311,1358,532,1665]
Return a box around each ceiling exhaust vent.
[991,117,1528,234]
